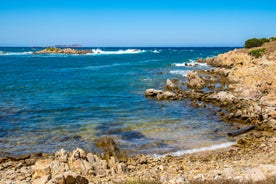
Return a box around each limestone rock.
[32,159,52,180]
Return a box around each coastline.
[1,43,276,183]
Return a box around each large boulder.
[187,71,207,90]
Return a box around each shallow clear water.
[0,47,235,155]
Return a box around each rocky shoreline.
[1,42,276,184]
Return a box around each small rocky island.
[33,47,94,54]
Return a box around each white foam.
[173,59,207,67]
[153,142,236,158]
[152,49,160,53]
[169,70,188,76]
[174,63,188,67]
[87,49,146,55]
[0,51,33,56]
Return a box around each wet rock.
[196,58,204,63]
[6,154,31,161]
[95,137,119,156]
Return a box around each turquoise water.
[0,47,234,155]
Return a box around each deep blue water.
[0,47,235,155]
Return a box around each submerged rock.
[95,136,127,162]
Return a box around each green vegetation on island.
[45,47,61,52]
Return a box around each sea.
[0,47,236,156]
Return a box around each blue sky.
[1,0,276,47]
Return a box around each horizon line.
[0,45,242,48]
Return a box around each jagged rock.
[187,71,207,90]
[55,149,68,163]
[71,148,87,162]
[87,153,108,174]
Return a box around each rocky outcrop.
[146,41,276,130]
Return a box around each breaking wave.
[153,142,236,158]
[86,49,146,55]
[173,59,207,67]
[0,51,33,56]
